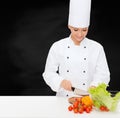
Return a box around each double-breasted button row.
[66,45,87,74]
[83,46,87,75]
[67,70,86,73]
[66,57,86,61]
[67,45,86,48]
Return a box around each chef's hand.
[89,86,96,89]
[60,79,72,91]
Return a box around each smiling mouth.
[76,37,83,41]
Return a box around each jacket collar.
[68,35,87,47]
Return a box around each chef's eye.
[83,29,88,32]
[74,28,78,31]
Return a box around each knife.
[71,87,89,96]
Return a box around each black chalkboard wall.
[0,0,120,95]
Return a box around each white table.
[0,96,120,118]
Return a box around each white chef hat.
[68,0,91,28]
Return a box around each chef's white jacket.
[42,36,110,97]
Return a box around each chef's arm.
[43,71,64,92]
[90,46,110,87]
[42,44,65,92]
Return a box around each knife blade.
[71,87,89,96]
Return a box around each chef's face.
[68,25,88,45]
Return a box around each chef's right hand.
[60,79,72,91]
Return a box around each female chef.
[42,0,110,97]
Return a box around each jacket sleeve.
[90,46,110,87]
[42,43,64,92]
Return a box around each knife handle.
[71,87,75,91]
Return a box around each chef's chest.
[58,45,88,68]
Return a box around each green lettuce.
[88,83,120,111]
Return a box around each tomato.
[100,106,109,111]
[105,107,109,112]
[82,104,87,110]
[68,105,73,111]
[73,108,78,113]
[100,106,105,111]
[78,107,84,114]
[87,106,92,111]
[73,101,79,109]
[85,107,91,113]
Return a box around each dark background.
[0,0,120,95]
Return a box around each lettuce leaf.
[88,83,120,111]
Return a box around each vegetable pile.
[68,83,120,114]
[68,96,93,114]
[88,83,120,112]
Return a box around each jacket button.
[83,71,86,73]
[67,57,69,59]
[83,83,85,85]
[67,70,69,72]
[84,58,86,60]
[68,46,70,48]
[84,46,86,48]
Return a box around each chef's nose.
[77,30,83,37]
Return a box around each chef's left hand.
[89,86,96,89]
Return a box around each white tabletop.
[0,96,120,118]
